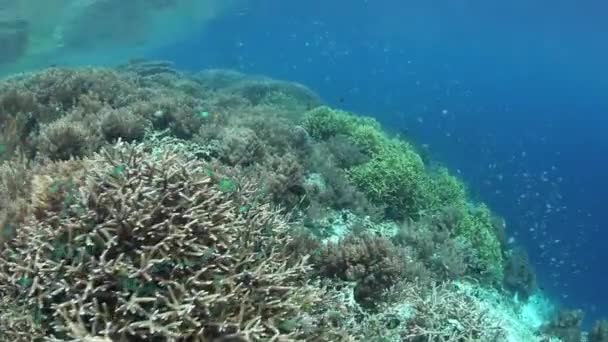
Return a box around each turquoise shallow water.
[0,0,239,74]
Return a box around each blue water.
[154,0,608,325]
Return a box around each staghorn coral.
[36,116,99,160]
[0,159,31,245]
[330,281,509,341]
[302,106,365,141]
[0,88,41,117]
[0,68,139,111]
[28,163,88,221]
[143,93,206,139]
[399,282,507,341]
[0,156,91,246]
[217,126,266,167]
[0,109,37,160]
[99,107,150,143]
[224,105,313,157]
[0,68,140,160]
[0,141,337,341]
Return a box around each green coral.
[349,141,430,219]
[455,204,504,282]
[426,167,468,209]
[348,123,387,155]
[303,106,353,139]
[303,105,380,141]
[304,106,469,220]
[303,105,504,283]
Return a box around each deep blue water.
[153,0,608,325]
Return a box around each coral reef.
[99,107,150,143]
[542,309,584,342]
[503,247,537,299]
[36,116,99,160]
[399,282,507,341]
[0,63,579,340]
[394,209,474,282]
[0,160,30,244]
[453,204,505,282]
[314,233,412,308]
[0,141,338,340]
[303,106,469,219]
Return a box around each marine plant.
[454,204,505,282]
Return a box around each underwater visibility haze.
[0,0,606,340]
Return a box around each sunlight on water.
[0,0,241,73]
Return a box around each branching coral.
[0,85,43,117]
[322,135,369,169]
[454,204,505,283]
[217,126,266,166]
[252,152,307,210]
[305,145,380,220]
[0,156,91,246]
[0,141,334,341]
[36,116,99,160]
[0,67,214,160]
[99,107,150,143]
[349,142,430,219]
[139,92,206,139]
[303,106,372,141]
[303,105,505,286]
[395,210,474,282]
[1,68,138,111]
[304,106,468,220]
[330,281,509,341]
[0,64,548,340]
[400,282,507,341]
[0,159,31,245]
[314,233,414,308]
